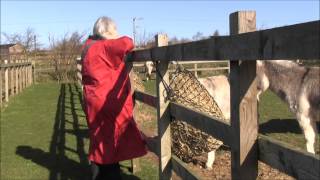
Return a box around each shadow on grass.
[16,83,141,180]
[259,118,302,134]
[259,118,320,135]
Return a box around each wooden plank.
[130,158,141,174]
[132,63,145,67]
[29,65,33,85]
[32,60,36,83]
[4,60,9,102]
[35,68,56,72]
[258,135,320,180]
[77,63,82,71]
[130,49,151,61]
[229,11,258,180]
[22,64,26,89]
[0,67,2,107]
[127,20,319,62]
[155,34,172,180]
[15,62,19,94]
[0,62,31,68]
[10,67,14,95]
[28,65,32,86]
[25,65,28,87]
[24,65,27,87]
[171,155,200,180]
[194,63,198,77]
[144,134,159,156]
[19,62,22,93]
[134,91,157,108]
[170,102,232,147]
[173,67,229,72]
[260,20,320,60]
[125,53,140,175]
[178,60,229,64]
[77,73,82,81]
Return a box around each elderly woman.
[81,17,147,180]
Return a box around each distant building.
[0,43,25,62]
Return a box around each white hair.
[93,16,116,37]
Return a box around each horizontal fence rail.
[133,60,230,78]
[76,11,320,180]
[258,135,320,179]
[134,91,157,108]
[128,21,319,62]
[170,102,232,146]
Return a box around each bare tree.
[136,31,156,49]
[48,31,85,82]
[213,30,220,37]
[2,27,38,54]
[169,36,191,45]
[192,32,206,41]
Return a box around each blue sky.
[1,0,319,48]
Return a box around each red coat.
[81,36,147,164]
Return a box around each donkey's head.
[256,60,270,101]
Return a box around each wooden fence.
[132,60,230,78]
[0,59,33,108]
[76,11,320,180]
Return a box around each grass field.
[0,83,158,180]
[0,80,319,180]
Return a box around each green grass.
[0,83,158,180]
[258,90,320,154]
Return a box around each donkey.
[256,60,320,154]
[199,75,230,120]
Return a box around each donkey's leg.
[297,94,317,154]
[206,150,216,170]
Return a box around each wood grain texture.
[229,11,258,180]
[127,21,319,62]
[0,67,2,106]
[134,91,157,108]
[170,102,232,146]
[258,135,320,180]
[4,60,8,102]
[172,155,200,180]
[155,34,172,180]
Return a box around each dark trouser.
[91,162,122,180]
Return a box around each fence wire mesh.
[163,66,227,164]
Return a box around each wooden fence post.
[23,61,26,89]
[20,62,23,90]
[32,60,36,84]
[27,62,30,86]
[194,63,198,77]
[229,11,258,180]
[155,34,172,180]
[29,63,32,85]
[30,62,33,84]
[25,62,28,87]
[23,62,26,89]
[4,60,9,103]
[76,58,82,89]
[0,65,2,107]
[125,55,141,174]
[14,60,19,94]
[10,66,14,96]
[15,60,19,94]
[19,60,22,93]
